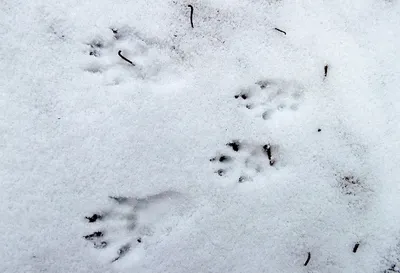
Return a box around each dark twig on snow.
[263,144,275,166]
[188,5,194,28]
[324,64,329,78]
[353,243,360,253]
[118,50,135,66]
[304,252,311,266]
[274,28,286,35]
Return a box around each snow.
[1,0,400,272]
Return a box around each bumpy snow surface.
[1,0,400,272]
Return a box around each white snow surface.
[1,0,400,272]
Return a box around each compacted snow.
[1,0,400,272]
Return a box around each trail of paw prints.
[210,140,277,183]
[82,191,185,264]
[234,79,305,120]
[83,26,181,85]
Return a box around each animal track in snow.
[210,140,277,183]
[382,240,400,273]
[83,26,182,85]
[83,191,186,264]
[335,173,374,211]
[234,79,305,120]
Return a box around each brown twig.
[274,28,286,35]
[304,252,311,266]
[353,243,360,253]
[118,50,135,66]
[263,144,275,166]
[188,5,194,28]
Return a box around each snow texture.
[1,0,400,272]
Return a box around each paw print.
[335,174,374,210]
[383,242,400,273]
[234,79,304,120]
[82,191,185,263]
[83,26,181,85]
[210,140,276,183]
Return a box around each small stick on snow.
[324,65,328,78]
[353,243,360,253]
[118,50,135,66]
[274,28,286,35]
[263,144,275,166]
[304,252,311,266]
[188,5,194,28]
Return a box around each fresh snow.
[1,0,400,272]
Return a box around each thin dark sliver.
[263,144,275,166]
[324,65,328,77]
[304,252,311,266]
[274,28,286,35]
[353,243,360,253]
[118,50,135,66]
[188,5,194,28]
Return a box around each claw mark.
[111,243,131,263]
[118,50,135,66]
[263,144,275,166]
[274,28,286,35]
[188,5,194,28]
[304,252,311,266]
[353,242,360,253]
[85,214,102,223]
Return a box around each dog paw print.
[210,140,276,183]
[82,191,185,263]
[83,26,180,85]
[234,79,305,120]
[335,174,374,210]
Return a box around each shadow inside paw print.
[234,79,304,120]
[210,140,276,183]
[83,191,183,263]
